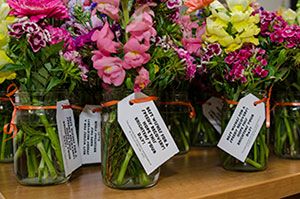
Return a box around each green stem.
[0,133,8,160]
[245,158,263,169]
[39,114,64,171]
[139,171,150,186]
[121,0,130,41]
[283,108,295,154]
[36,142,57,179]
[116,147,133,185]
[26,148,35,178]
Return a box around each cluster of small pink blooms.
[224,45,269,83]
[91,4,155,90]
[7,0,69,22]
[175,48,197,79]
[259,10,300,48]
[9,21,73,53]
[62,51,89,81]
[153,35,174,51]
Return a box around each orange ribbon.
[2,84,83,141]
[93,96,158,112]
[159,101,196,119]
[272,102,300,111]
[223,86,273,128]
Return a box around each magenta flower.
[91,22,120,56]
[9,22,25,38]
[166,0,182,9]
[7,0,69,22]
[134,67,150,92]
[93,56,126,86]
[28,31,47,52]
[93,0,120,21]
[46,26,74,50]
[123,37,151,69]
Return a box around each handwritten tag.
[56,100,82,176]
[217,94,265,162]
[202,97,223,134]
[118,93,179,175]
[79,105,101,164]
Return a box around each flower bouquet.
[69,0,186,189]
[1,0,81,185]
[272,3,300,159]
[185,0,296,171]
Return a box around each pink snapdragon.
[91,22,120,56]
[123,37,151,69]
[93,57,125,86]
[181,38,202,56]
[93,0,120,21]
[134,67,150,92]
[7,0,69,22]
[126,6,156,42]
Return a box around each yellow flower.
[0,0,16,83]
[278,8,297,25]
[203,0,261,52]
[0,71,16,84]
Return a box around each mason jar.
[273,92,300,159]
[101,89,160,189]
[14,91,70,185]
[221,90,269,171]
[159,91,192,154]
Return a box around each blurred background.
[257,0,297,10]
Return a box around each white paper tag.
[79,105,101,164]
[118,93,179,175]
[56,100,82,176]
[202,97,223,134]
[217,94,265,162]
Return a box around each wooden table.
[1,148,300,199]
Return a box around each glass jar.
[221,91,269,171]
[159,91,192,154]
[14,91,69,185]
[0,94,13,163]
[101,89,160,189]
[274,93,300,159]
[191,104,220,147]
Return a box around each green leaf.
[125,77,134,90]
[46,77,62,93]
[0,63,28,72]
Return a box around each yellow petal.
[226,0,251,12]
[0,72,16,84]
[0,50,13,68]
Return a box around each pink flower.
[126,7,156,42]
[7,0,69,22]
[181,38,202,56]
[93,57,125,86]
[46,26,75,50]
[167,0,182,9]
[93,0,119,21]
[134,67,150,92]
[123,37,151,69]
[91,22,120,56]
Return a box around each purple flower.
[166,0,182,9]
[28,31,47,52]
[22,21,40,33]
[207,43,222,56]
[9,23,24,38]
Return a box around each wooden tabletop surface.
[1,148,300,199]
